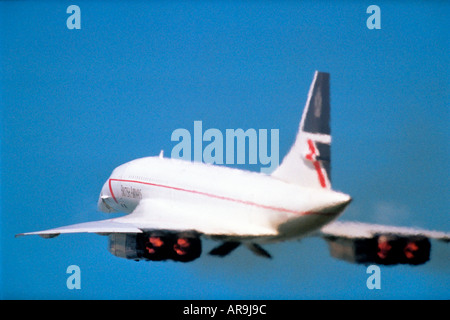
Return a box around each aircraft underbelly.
[272,213,338,242]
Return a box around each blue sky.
[1,1,449,299]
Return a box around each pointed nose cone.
[97,193,108,212]
[97,180,119,213]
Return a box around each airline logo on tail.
[272,71,331,189]
[305,139,329,189]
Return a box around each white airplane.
[17,71,449,265]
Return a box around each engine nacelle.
[325,234,431,266]
[108,232,202,263]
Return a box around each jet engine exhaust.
[108,232,202,263]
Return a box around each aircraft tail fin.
[271,71,331,189]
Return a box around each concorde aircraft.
[17,72,449,265]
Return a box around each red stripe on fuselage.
[109,178,118,203]
[108,178,333,217]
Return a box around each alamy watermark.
[366,5,381,30]
[366,265,381,290]
[66,265,81,289]
[171,121,279,174]
[66,5,81,30]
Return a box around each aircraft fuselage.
[98,156,351,242]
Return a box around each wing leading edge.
[17,199,278,262]
[16,220,143,238]
[16,198,277,239]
